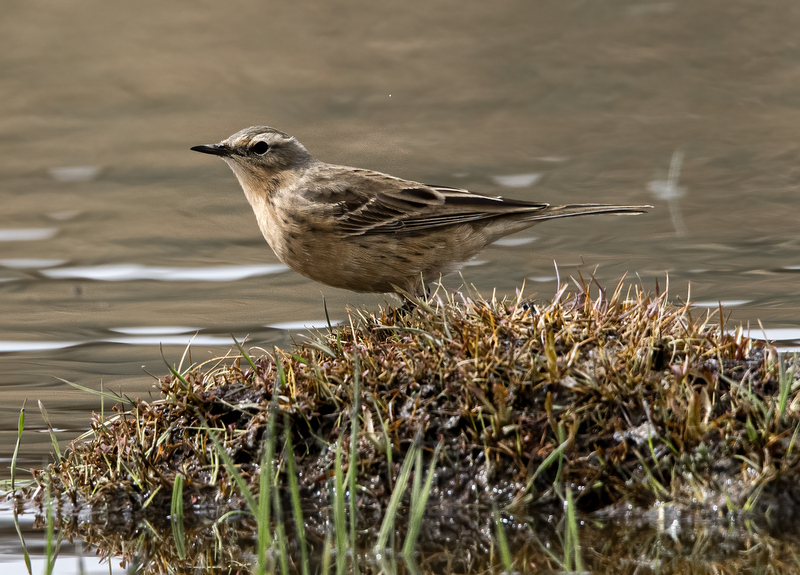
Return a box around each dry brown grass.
[26,279,800,572]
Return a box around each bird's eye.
[252,141,270,155]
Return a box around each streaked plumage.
[192,126,649,295]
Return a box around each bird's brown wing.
[334,183,549,236]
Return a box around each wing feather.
[333,182,548,236]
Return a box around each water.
[2,0,800,569]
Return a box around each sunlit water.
[2,0,800,569]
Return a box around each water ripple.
[41,263,288,281]
[0,228,58,241]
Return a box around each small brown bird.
[192,126,649,296]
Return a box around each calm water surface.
[2,1,800,570]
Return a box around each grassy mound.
[26,280,800,572]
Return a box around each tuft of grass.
[20,278,800,572]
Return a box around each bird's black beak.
[190,143,232,157]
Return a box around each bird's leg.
[394,280,432,316]
[398,297,418,315]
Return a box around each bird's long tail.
[524,203,652,221]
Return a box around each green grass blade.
[411,447,422,509]
[11,401,25,492]
[160,344,192,391]
[321,528,334,575]
[232,334,259,372]
[779,354,797,417]
[273,483,289,575]
[257,441,273,573]
[44,480,56,575]
[788,420,800,460]
[141,485,162,510]
[170,474,186,560]
[492,503,513,573]
[402,440,442,557]
[349,346,361,575]
[564,486,584,571]
[375,441,417,554]
[284,414,310,575]
[55,377,134,406]
[333,439,348,575]
[402,553,423,575]
[256,352,283,573]
[12,509,32,575]
[37,401,61,464]
[524,437,570,494]
[368,393,393,491]
[205,428,258,514]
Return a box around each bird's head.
[191,126,314,198]
[192,126,312,187]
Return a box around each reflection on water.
[0,503,126,575]
[752,327,800,343]
[693,299,751,308]
[0,340,84,353]
[0,329,296,353]
[102,334,242,347]
[267,320,341,331]
[109,326,197,335]
[40,263,289,281]
[48,166,101,183]
[490,173,542,188]
[647,151,687,235]
[0,229,58,242]
[15,489,800,574]
[0,259,66,269]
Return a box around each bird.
[191,126,649,297]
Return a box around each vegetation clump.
[24,280,800,572]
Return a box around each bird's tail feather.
[523,203,652,221]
